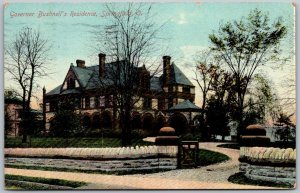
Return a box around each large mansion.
[43,54,200,135]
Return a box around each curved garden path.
[5,142,277,189]
[130,141,240,184]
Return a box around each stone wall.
[239,147,296,186]
[5,157,177,172]
[5,146,178,172]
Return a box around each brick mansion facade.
[43,54,201,135]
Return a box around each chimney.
[98,53,106,77]
[163,56,171,85]
[76,59,85,68]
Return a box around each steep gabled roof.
[172,63,194,86]
[158,63,194,87]
[46,84,62,96]
[71,66,94,87]
[46,60,194,96]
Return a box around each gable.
[61,67,82,92]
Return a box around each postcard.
[3,0,296,190]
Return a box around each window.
[108,95,113,106]
[163,87,168,92]
[191,87,195,94]
[173,98,177,106]
[90,97,95,108]
[183,86,190,93]
[168,98,173,108]
[50,102,57,111]
[82,98,85,109]
[143,98,151,109]
[158,99,165,110]
[67,78,75,89]
[151,99,158,110]
[100,96,105,107]
[178,98,184,103]
[85,97,90,108]
[95,96,99,108]
[178,86,183,92]
[46,103,50,112]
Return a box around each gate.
[178,141,199,168]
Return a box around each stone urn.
[240,124,270,147]
[155,127,179,146]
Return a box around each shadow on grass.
[228,172,293,189]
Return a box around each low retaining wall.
[239,147,296,186]
[5,157,177,172]
[5,146,178,172]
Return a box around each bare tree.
[92,3,164,146]
[194,50,220,127]
[208,9,287,137]
[5,27,51,144]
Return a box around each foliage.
[204,70,236,140]
[49,98,82,139]
[243,74,279,126]
[4,110,14,139]
[194,50,221,127]
[209,9,287,136]
[274,113,296,142]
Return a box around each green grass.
[197,149,230,166]
[217,143,240,150]
[5,137,152,148]
[5,185,22,190]
[5,174,86,189]
[228,172,293,189]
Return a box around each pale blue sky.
[4,2,295,111]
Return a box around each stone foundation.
[239,147,296,186]
[5,157,177,172]
[5,146,178,172]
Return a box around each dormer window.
[67,78,75,89]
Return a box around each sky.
[4,2,295,114]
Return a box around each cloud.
[177,13,187,25]
[180,45,207,64]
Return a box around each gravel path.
[130,142,240,183]
[5,168,274,189]
[4,142,277,189]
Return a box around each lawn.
[217,143,240,150]
[5,137,152,148]
[197,149,230,166]
[5,174,86,190]
[228,172,293,188]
